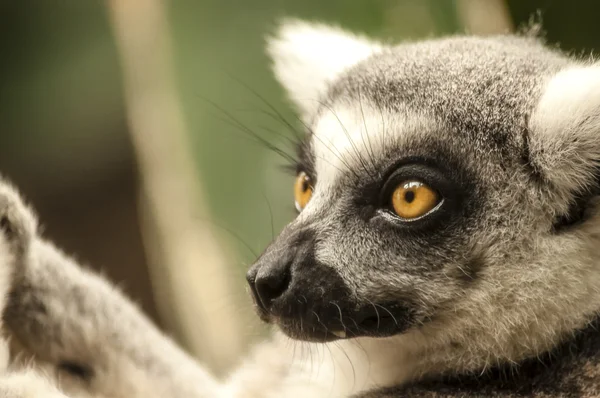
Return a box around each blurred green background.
[1,0,599,372]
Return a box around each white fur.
[224,331,415,397]
[530,64,600,205]
[267,19,383,118]
[0,370,68,398]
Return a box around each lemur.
[0,18,600,397]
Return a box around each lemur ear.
[529,65,600,203]
[267,19,383,118]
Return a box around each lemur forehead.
[326,36,568,148]
[307,103,437,188]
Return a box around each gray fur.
[0,179,220,397]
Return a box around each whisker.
[314,154,347,177]
[255,120,301,149]
[331,301,348,333]
[225,72,303,142]
[318,101,376,180]
[202,98,298,165]
[357,86,379,175]
[193,216,258,260]
[375,303,399,327]
[365,298,382,330]
[262,193,275,241]
[309,133,358,179]
[333,340,357,391]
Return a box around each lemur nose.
[246,257,292,312]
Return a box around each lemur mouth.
[266,302,414,343]
[246,241,415,342]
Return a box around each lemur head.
[247,20,600,370]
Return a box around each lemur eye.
[294,171,313,212]
[391,181,440,220]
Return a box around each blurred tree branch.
[456,0,513,34]
[106,0,248,373]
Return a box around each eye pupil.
[404,190,415,203]
[301,180,309,192]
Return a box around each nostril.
[254,269,291,310]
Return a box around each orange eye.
[391,181,440,220]
[294,171,313,211]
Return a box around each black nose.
[246,257,292,312]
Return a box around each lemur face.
[248,21,600,351]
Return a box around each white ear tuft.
[267,19,383,118]
[529,65,600,200]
